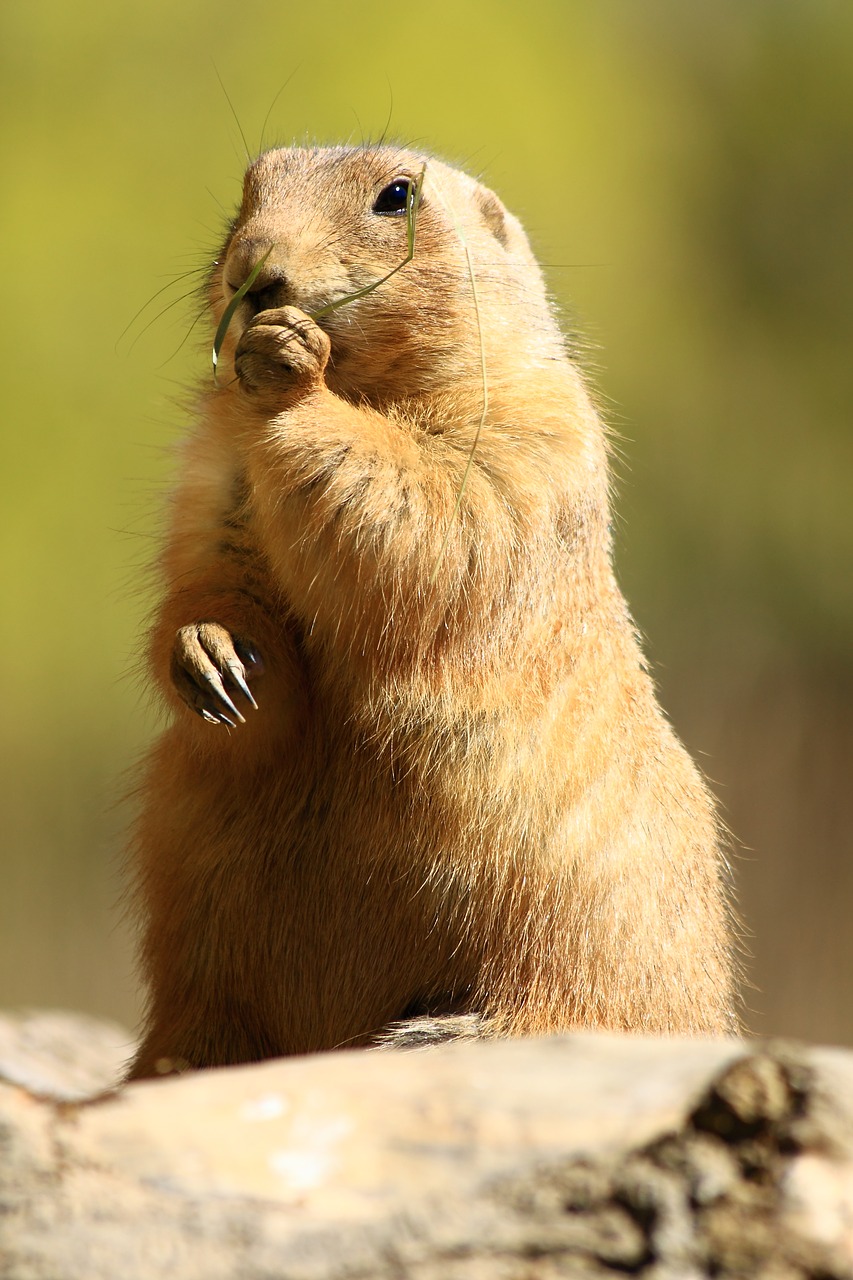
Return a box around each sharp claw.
[228,664,258,709]
[239,645,264,676]
[204,672,245,723]
[198,705,237,727]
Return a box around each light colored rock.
[0,1009,132,1100]
[2,1018,853,1279]
[71,1031,744,1211]
[782,1155,853,1258]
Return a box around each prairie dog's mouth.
[221,274,345,323]
[222,275,291,316]
[218,292,345,363]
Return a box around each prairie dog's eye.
[372,178,413,216]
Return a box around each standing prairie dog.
[128,145,737,1078]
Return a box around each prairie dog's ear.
[476,187,510,248]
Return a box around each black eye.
[372,178,413,216]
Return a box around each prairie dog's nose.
[224,237,290,312]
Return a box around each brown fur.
[127,146,738,1079]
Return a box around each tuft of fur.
[372,1014,487,1051]
[127,146,738,1080]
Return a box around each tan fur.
[127,146,737,1079]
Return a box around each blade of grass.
[428,185,489,587]
[211,247,272,375]
[311,165,426,320]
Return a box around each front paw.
[170,623,262,727]
[234,306,330,403]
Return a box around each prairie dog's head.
[212,146,564,405]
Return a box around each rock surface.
[0,1009,133,1100]
[1,1012,852,1278]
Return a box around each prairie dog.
[128,146,737,1078]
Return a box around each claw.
[237,643,264,676]
[227,662,258,709]
[198,705,237,728]
[203,671,245,723]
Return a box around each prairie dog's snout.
[223,240,291,315]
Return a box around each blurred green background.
[2,0,851,1045]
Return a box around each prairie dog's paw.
[234,306,330,403]
[170,623,262,727]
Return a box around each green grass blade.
[427,182,489,586]
[211,247,272,375]
[311,165,426,320]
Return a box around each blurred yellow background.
[1,1,851,1045]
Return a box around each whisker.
[212,61,250,161]
[157,306,209,369]
[126,285,210,354]
[258,67,301,153]
[117,268,207,350]
[377,79,395,147]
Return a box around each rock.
[1,1016,852,1278]
[0,1009,133,1100]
